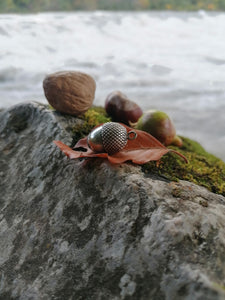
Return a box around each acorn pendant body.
[87,122,137,155]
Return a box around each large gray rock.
[0,102,225,300]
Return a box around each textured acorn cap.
[101,122,128,155]
[43,71,96,116]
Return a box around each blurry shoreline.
[1,0,225,13]
[0,11,224,161]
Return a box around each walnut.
[43,71,96,116]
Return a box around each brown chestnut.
[105,91,143,125]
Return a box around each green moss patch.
[71,106,111,145]
[70,106,225,196]
[142,137,225,196]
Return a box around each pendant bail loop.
[127,131,137,140]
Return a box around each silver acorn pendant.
[87,122,137,155]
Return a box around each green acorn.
[136,110,182,147]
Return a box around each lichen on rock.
[0,102,225,300]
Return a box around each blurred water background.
[0,11,225,160]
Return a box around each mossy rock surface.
[71,106,225,196]
[1,102,225,300]
[143,137,225,196]
[71,106,111,147]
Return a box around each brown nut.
[105,91,143,125]
[43,71,96,116]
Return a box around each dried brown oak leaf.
[54,124,188,165]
